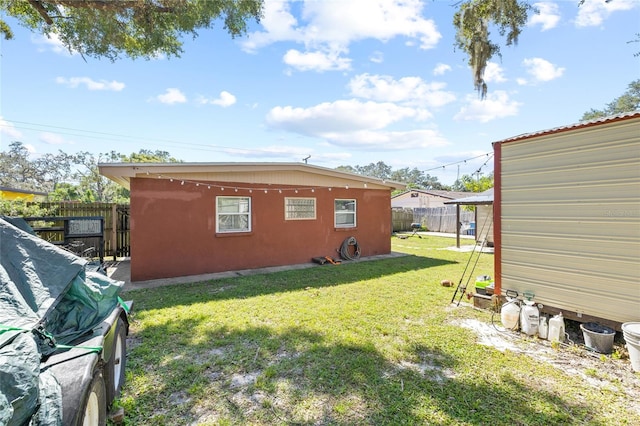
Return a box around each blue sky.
[1,0,639,185]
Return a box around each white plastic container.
[501,299,520,330]
[538,316,548,339]
[520,301,539,336]
[548,312,565,343]
[622,322,640,372]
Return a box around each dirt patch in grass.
[454,315,640,413]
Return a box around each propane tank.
[538,316,548,339]
[548,312,565,343]
[520,300,539,336]
[501,298,521,330]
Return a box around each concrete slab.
[106,252,407,292]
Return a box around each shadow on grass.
[124,318,607,425]
[126,254,457,310]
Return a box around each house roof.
[493,111,640,146]
[444,188,494,205]
[391,189,469,200]
[98,162,406,191]
[0,186,48,196]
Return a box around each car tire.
[104,317,127,407]
[78,370,106,426]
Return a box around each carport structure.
[444,188,494,248]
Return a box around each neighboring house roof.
[0,186,48,196]
[391,189,469,200]
[493,111,640,146]
[444,188,494,205]
[0,186,48,201]
[98,162,406,191]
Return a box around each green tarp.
[0,218,124,425]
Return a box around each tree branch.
[27,0,54,25]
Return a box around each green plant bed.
[117,236,639,425]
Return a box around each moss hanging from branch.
[454,0,533,99]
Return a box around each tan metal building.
[493,112,640,328]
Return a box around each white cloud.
[575,0,638,27]
[198,91,237,107]
[454,91,522,123]
[0,117,23,139]
[528,2,561,31]
[283,48,351,72]
[369,51,384,64]
[55,76,125,91]
[521,57,565,83]
[483,62,507,84]
[242,0,441,72]
[319,129,450,150]
[433,63,451,76]
[154,88,187,104]
[40,132,68,145]
[266,99,421,134]
[265,98,450,150]
[32,33,76,56]
[348,74,455,108]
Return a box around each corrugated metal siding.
[500,117,640,323]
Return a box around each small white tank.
[520,300,539,336]
[548,313,565,343]
[501,299,520,330]
[538,316,548,339]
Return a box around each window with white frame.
[216,196,251,233]
[334,199,356,228]
[285,197,316,220]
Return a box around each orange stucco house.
[99,162,405,282]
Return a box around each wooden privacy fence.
[392,205,475,233]
[36,202,130,259]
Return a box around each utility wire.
[1,119,288,157]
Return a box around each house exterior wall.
[495,115,640,324]
[129,177,394,281]
[391,192,450,209]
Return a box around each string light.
[135,171,386,194]
[422,152,492,173]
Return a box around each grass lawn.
[117,235,639,425]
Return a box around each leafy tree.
[47,182,82,202]
[457,172,494,193]
[72,148,183,203]
[453,0,532,99]
[337,161,450,190]
[0,141,75,192]
[0,197,53,217]
[1,0,264,61]
[581,79,640,121]
[120,149,182,163]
